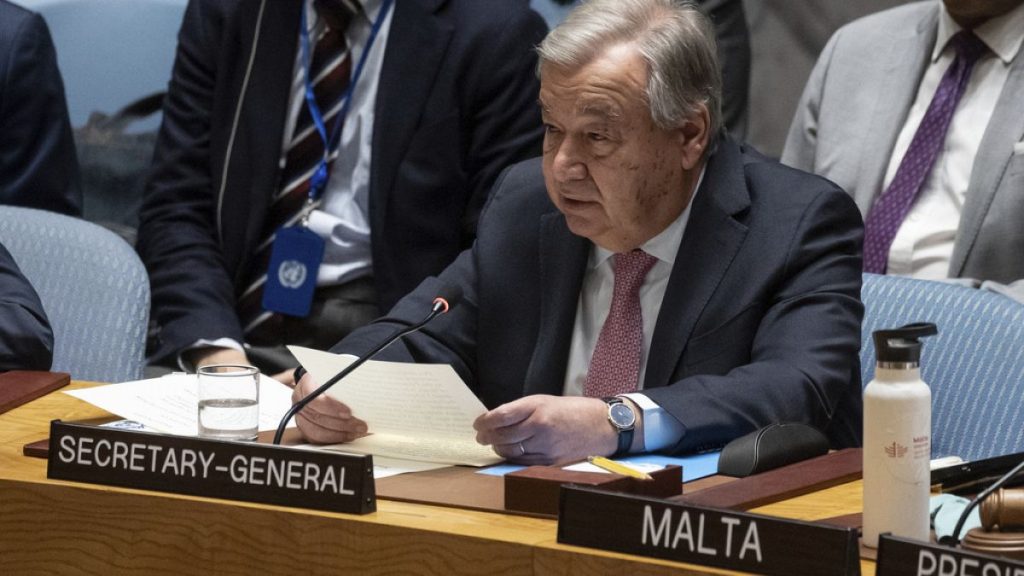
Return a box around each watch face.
[608,402,636,429]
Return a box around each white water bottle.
[862,322,937,548]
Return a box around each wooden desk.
[0,382,875,575]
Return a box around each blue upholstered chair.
[0,207,149,382]
[861,273,1024,461]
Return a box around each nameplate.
[46,420,375,514]
[877,534,1024,575]
[558,486,860,576]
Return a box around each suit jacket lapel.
[950,49,1024,276]
[370,0,453,215]
[644,140,750,390]
[223,0,302,276]
[523,212,588,397]
[852,10,937,213]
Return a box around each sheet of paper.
[288,444,451,479]
[370,456,452,479]
[65,373,296,436]
[290,346,501,466]
[334,432,499,467]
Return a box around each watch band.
[615,422,633,456]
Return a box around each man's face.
[943,0,1023,27]
[540,43,707,253]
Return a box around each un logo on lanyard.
[278,260,308,289]
[263,226,324,317]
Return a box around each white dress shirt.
[883,3,1024,279]
[562,169,705,452]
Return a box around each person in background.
[783,0,1024,301]
[137,0,547,383]
[0,241,52,371]
[294,0,864,463]
[0,0,82,216]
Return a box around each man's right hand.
[292,372,368,444]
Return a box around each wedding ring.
[517,442,526,456]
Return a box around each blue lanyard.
[298,0,393,203]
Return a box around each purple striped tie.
[584,250,659,398]
[862,30,988,274]
[237,0,357,342]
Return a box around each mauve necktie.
[862,30,988,274]
[238,0,357,341]
[583,250,659,398]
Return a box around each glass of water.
[197,364,260,441]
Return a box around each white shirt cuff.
[620,392,686,452]
[177,338,245,372]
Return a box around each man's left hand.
[473,395,618,465]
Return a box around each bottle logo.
[884,441,908,458]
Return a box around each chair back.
[861,273,1024,461]
[0,207,149,382]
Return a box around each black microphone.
[272,283,463,445]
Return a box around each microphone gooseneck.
[272,284,462,445]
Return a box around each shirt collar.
[590,165,707,269]
[934,2,1024,65]
[310,0,380,27]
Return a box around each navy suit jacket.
[0,0,81,216]
[0,241,52,371]
[137,0,546,363]
[336,138,865,453]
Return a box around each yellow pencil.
[587,456,654,481]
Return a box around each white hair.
[537,0,722,138]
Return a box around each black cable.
[943,457,1024,546]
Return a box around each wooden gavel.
[981,488,1024,531]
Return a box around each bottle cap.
[873,322,938,365]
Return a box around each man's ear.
[677,104,711,171]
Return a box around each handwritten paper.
[289,346,501,466]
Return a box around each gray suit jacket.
[782,0,1024,289]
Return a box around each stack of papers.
[65,347,503,472]
[65,373,295,436]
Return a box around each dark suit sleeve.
[0,10,82,216]
[644,182,864,453]
[327,169,526,384]
[0,242,53,371]
[326,164,540,388]
[136,1,244,363]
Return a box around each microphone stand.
[272,300,450,445]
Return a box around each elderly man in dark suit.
[294,0,864,463]
[137,0,547,382]
[0,0,81,216]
